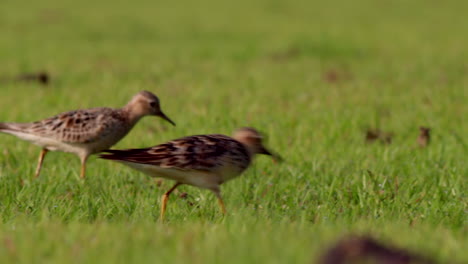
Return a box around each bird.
[99,127,281,220]
[0,90,175,179]
[417,126,431,147]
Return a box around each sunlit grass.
[0,0,466,263]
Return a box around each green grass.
[0,0,467,263]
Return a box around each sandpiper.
[0,91,175,179]
[99,127,280,220]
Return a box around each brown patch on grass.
[322,69,352,84]
[319,235,435,264]
[417,127,430,148]
[16,71,50,85]
[366,129,393,144]
[154,179,163,187]
[177,191,196,207]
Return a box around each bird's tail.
[99,149,130,160]
[0,122,21,132]
[99,148,151,163]
[0,122,9,131]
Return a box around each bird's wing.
[100,134,249,172]
[10,108,126,144]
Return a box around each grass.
[0,0,467,263]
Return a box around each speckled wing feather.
[100,134,251,172]
[6,108,127,144]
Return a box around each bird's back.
[0,107,132,154]
[101,134,252,183]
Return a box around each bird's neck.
[238,143,256,160]
[121,105,145,127]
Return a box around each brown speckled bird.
[417,126,431,147]
[99,127,280,220]
[0,91,175,179]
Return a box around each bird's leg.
[160,182,181,221]
[80,155,88,179]
[211,187,227,215]
[34,148,49,178]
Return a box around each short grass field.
[0,0,467,263]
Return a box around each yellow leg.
[212,188,227,215]
[217,196,227,215]
[160,182,181,221]
[80,155,88,179]
[34,148,48,178]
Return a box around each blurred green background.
[0,0,466,263]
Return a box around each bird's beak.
[260,146,283,163]
[157,111,176,126]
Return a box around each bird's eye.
[149,102,157,108]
